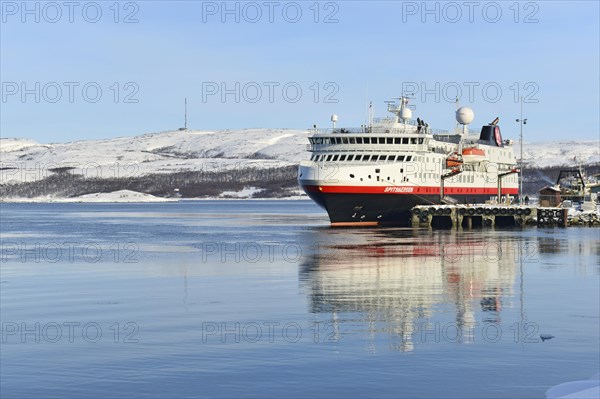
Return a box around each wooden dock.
[411,204,569,228]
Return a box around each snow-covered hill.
[0,129,309,184]
[0,190,176,203]
[522,140,599,168]
[0,129,598,184]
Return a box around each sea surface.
[1,200,599,398]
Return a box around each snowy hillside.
[0,129,309,184]
[522,140,599,168]
[0,190,176,203]
[0,129,598,186]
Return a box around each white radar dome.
[400,108,412,121]
[456,107,474,125]
[331,114,338,122]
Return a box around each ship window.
[363,137,370,144]
[356,137,363,144]
[377,176,380,181]
[387,137,393,144]
[402,138,409,144]
[410,138,417,144]
[350,137,356,144]
[418,138,424,144]
[347,155,354,161]
[398,155,405,161]
[375,168,381,173]
[379,137,385,144]
[342,138,348,144]
[326,155,332,161]
[368,175,372,179]
[340,155,346,161]
[350,174,355,178]
[332,155,339,161]
[394,138,401,144]
[406,156,412,161]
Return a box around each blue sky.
[1,1,599,143]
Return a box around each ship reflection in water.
[299,229,526,352]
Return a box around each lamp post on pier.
[516,97,527,202]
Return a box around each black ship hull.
[302,185,493,226]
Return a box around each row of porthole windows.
[310,153,413,162]
[310,136,425,145]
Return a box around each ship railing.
[306,143,430,152]
[309,126,449,135]
[372,117,419,126]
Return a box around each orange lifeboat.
[445,152,463,168]
[462,147,485,163]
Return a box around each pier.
[411,204,570,228]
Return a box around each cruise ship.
[298,97,520,226]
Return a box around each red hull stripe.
[303,185,519,195]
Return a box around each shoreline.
[0,196,311,203]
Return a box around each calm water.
[1,201,599,398]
